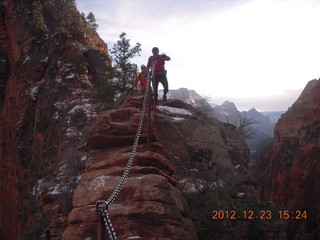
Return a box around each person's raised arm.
[161,53,170,61]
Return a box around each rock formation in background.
[0,0,108,238]
[263,111,286,125]
[259,79,320,239]
[164,88,279,150]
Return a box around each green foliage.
[108,32,141,91]
[186,186,231,239]
[64,44,87,77]
[90,51,118,110]
[30,0,81,36]
[54,0,82,34]
[31,0,45,37]
[183,166,284,240]
[185,183,259,239]
[93,80,117,110]
[55,25,69,35]
[42,0,55,8]
[183,166,243,239]
[42,0,55,30]
[86,12,99,30]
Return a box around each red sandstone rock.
[261,79,320,239]
[63,100,198,239]
[62,92,259,239]
[0,1,109,239]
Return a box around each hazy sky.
[75,0,320,111]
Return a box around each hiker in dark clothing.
[146,47,170,103]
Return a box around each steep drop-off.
[0,0,108,239]
[260,79,320,239]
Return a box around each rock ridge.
[63,95,198,240]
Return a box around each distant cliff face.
[162,88,202,106]
[164,88,276,148]
[0,0,108,239]
[261,79,320,239]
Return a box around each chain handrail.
[96,69,152,240]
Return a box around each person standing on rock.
[147,47,171,103]
[133,64,148,93]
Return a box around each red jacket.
[133,72,147,91]
[147,55,170,76]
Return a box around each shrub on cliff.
[107,32,141,92]
[86,12,99,30]
[93,80,117,110]
[64,44,87,78]
[54,0,82,34]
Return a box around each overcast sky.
[75,0,320,111]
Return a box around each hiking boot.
[163,95,167,101]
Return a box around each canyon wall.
[0,0,108,238]
[260,79,320,239]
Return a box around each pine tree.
[41,0,55,31]
[86,12,99,30]
[108,32,141,91]
[55,0,81,34]
[65,44,87,78]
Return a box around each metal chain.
[96,70,152,240]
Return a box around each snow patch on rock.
[157,106,192,116]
